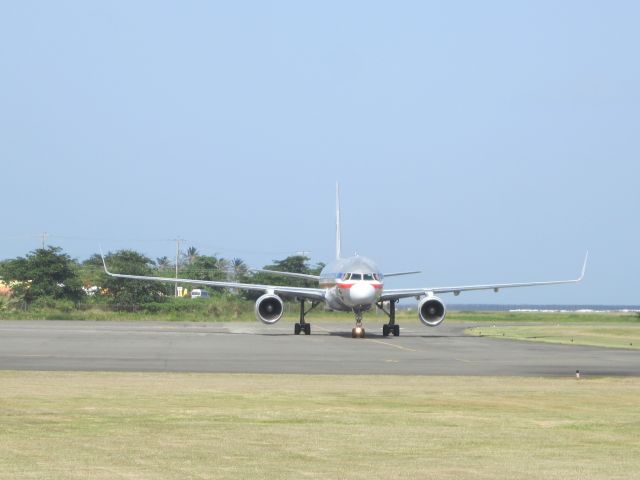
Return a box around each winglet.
[99,247,111,275]
[578,251,589,281]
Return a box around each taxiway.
[0,320,637,375]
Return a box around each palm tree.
[185,246,199,265]
[156,256,172,269]
[216,258,230,279]
[229,257,248,282]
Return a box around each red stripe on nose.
[338,283,383,289]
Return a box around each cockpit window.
[363,273,374,281]
[351,273,362,281]
[373,273,380,281]
[342,273,350,280]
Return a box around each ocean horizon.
[446,304,640,313]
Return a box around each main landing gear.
[352,311,365,338]
[377,299,400,337]
[294,300,320,335]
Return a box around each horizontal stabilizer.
[251,269,321,281]
[384,271,421,277]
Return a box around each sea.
[447,304,640,313]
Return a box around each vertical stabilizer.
[336,182,342,260]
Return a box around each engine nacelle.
[418,296,446,327]
[255,293,284,324]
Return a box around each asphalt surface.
[0,320,638,376]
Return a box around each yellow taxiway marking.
[312,325,417,351]
[367,339,417,352]
[313,325,332,333]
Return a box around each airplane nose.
[349,283,376,305]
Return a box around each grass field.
[447,310,640,324]
[1,372,639,479]
[2,305,638,325]
[465,324,640,350]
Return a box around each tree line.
[0,246,324,311]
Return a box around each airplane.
[101,185,588,338]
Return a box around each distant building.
[0,280,12,296]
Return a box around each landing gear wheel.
[295,323,310,335]
[295,300,320,336]
[375,300,400,338]
[352,327,365,338]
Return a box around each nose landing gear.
[352,311,365,338]
[351,325,365,338]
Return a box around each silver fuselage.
[319,255,383,311]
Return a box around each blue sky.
[1,1,638,304]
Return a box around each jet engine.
[418,296,446,327]
[255,293,284,324]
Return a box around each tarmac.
[0,319,638,376]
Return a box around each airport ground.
[0,317,639,374]
[1,313,638,479]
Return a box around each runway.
[0,320,638,375]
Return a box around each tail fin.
[336,182,342,260]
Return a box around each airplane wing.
[380,253,588,302]
[101,256,326,302]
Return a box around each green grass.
[447,310,640,324]
[2,303,638,325]
[1,372,639,479]
[466,324,640,349]
[0,296,257,322]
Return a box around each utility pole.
[174,238,184,297]
[41,232,48,249]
